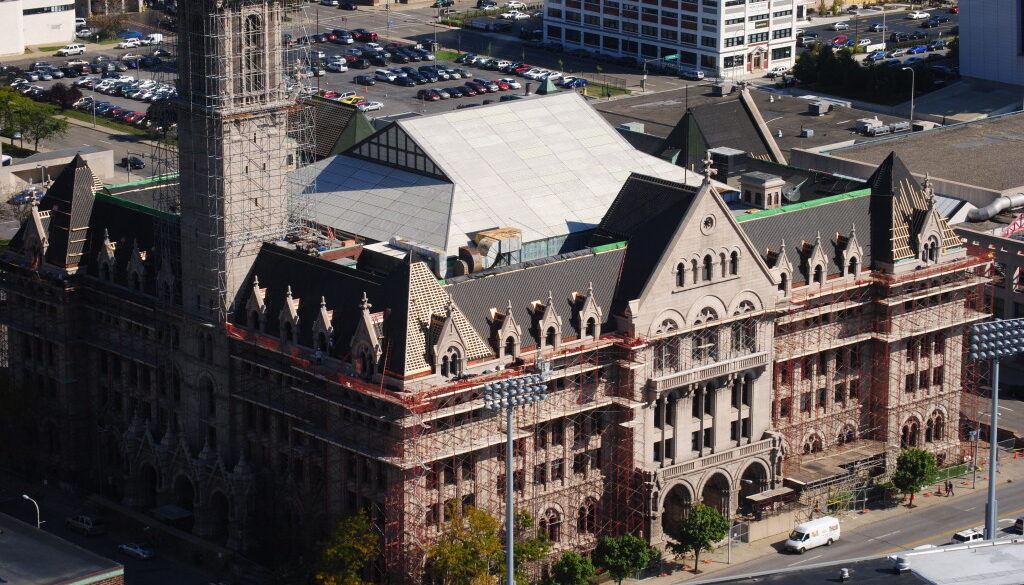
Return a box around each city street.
[799,6,959,49]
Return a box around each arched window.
[444,347,462,378]
[545,326,557,348]
[242,14,266,99]
[720,253,727,277]
[692,307,719,361]
[691,260,699,284]
[848,257,858,276]
[542,509,561,542]
[585,317,597,338]
[676,262,685,287]
[926,411,944,442]
[504,336,516,357]
[250,311,261,331]
[813,265,824,284]
[729,251,739,275]
[778,272,789,293]
[577,499,597,534]
[928,238,939,263]
[703,255,714,281]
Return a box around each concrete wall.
[2,149,114,189]
[22,0,76,47]
[748,507,800,542]
[960,0,1024,87]
[0,2,26,57]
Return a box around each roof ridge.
[736,188,871,222]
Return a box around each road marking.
[879,505,1024,554]
[789,554,823,566]
[964,506,976,511]
[875,530,901,539]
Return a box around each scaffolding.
[771,253,992,507]
[148,0,317,322]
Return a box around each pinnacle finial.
[320,295,327,309]
[286,285,293,298]
[587,281,594,296]
[506,299,513,314]
[850,223,857,236]
[547,291,554,306]
[815,231,822,246]
[780,238,787,251]
[253,275,260,288]
[103,228,110,242]
[701,151,718,183]
[360,291,371,312]
[922,173,935,205]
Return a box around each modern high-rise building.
[542,0,797,77]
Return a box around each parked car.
[354,74,376,85]
[785,517,841,554]
[118,543,155,560]
[904,56,925,66]
[830,22,850,31]
[867,23,888,32]
[907,45,929,54]
[357,100,383,111]
[56,44,86,56]
[431,0,454,6]
[498,77,522,89]
[339,2,358,9]
[906,10,930,19]
[66,515,107,536]
[417,88,440,101]
[351,28,378,42]
[504,0,525,7]
[116,38,141,49]
[949,529,983,545]
[374,69,396,82]
[865,50,887,62]
[681,68,705,80]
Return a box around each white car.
[830,22,850,31]
[357,100,383,112]
[116,38,140,49]
[326,60,348,72]
[374,69,397,81]
[365,42,383,51]
[118,543,154,560]
[906,10,930,19]
[499,10,527,19]
[504,0,525,7]
[499,77,522,89]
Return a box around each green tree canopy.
[892,448,937,508]
[592,534,657,585]
[549,551,594,585]
[314,509,380,585]
[20,102,68,152]
[497,510,551,585]
[427,504,502,585]
[665,503,730,572]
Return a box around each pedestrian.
[947,480,955,497]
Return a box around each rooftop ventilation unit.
[808,101,831,116]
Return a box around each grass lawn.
[583,82,631,97]
[97,38,122,45]
[57,108,153,137]
[434,50,459,61]
[38,46,64,53]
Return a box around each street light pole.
[901,66,915,124]
[483,371,549,585]
[22,494,41,529]
[968,318,1024,540]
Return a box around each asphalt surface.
[800,6,960,51]
[708,476,1024,579]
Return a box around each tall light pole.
[22,494,42,529]
[901,66,915,124]
[483,371,549,585]
[968,318,1024,540]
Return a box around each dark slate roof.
[738,193,872,281]
[867,151,925,264]
[445,246,626,348]
[39,155,96,268]
[379,260,414,375]
[233,244,386,356]
[85,195,166,287]
[590,173,701,247]
[681,98,771,167]
[301,96,369,160]
[616,127,669,158]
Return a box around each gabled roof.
[590,172,702,247]
[299,96,374,160]
[380,260,491,377]
[307,92,697,256]
[38,155,97,268]
[664,89,783,168]
[445,246,625,347]
[232,244,385,354]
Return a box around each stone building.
[0,0,991,581]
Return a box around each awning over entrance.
[745,486,795,504]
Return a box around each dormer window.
[441,347,462,378]
[778,272,789,293]
[812,265,824,284]
[504,336,517,357]
[545,326,557,348]
[585,318,597,338]
[848,257,859,276]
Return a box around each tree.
[498,510,551,585]
[92,13,130,41]
[20,102,68,151]
[665,503,730,573]
[314,509,380,585]
[892,448,937,508]
[592,534,656,585]
[427,504,502,585]
[47,82,81,110]
[146,100,177,137]
[830,0,843,16]
[548,551,594,585]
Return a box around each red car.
[417,88,440,101]
[494,79,510,90]
[513,64,531,73]
[460,85,478,96]
[351,28,378,42]
[831,35,848,45]
[321,90,341,98]
[949,6,959,13]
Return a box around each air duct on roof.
[967,193,1024,222]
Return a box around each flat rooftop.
[595,85,907,157]
[0,512,124,585]
[825,111,1024,192]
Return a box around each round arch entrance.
[661,484,693,538]
[208,490,230,544]
[173,475,196,531]
[701,472,731,517]
[738,461,769,514]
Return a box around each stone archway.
[901,418,921,449]
[738,461,769,514]
[208,490,230,544]
[173,475,196,531]
[701,472,732,518]
[139,464,159,510]
[661,484,693,538]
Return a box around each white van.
[785,516,841,554]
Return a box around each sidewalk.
[631,449,1024,585]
